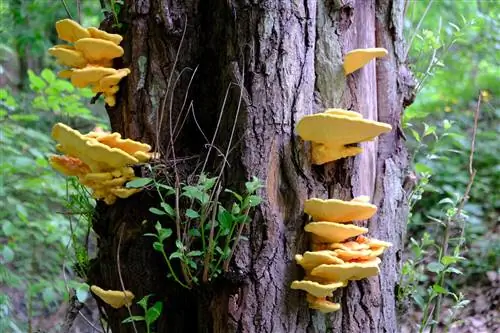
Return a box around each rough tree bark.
[88,0,414,332]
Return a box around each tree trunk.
[88,0,414,332]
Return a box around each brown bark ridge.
[88,0,414,332]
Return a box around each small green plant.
[122,295,163,333]
[128,170,263,288]
[64,177,96,279]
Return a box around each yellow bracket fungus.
[291,280,346,298]
[48,46,87,68]
[343,48,388,75]
[304,196,377,222]
[49,19,129,106]
[90,285,134,309]
[75,38,124,62]
[305,222,368,243]
[306,295,341,313]
[70,67,118,88]
[296,108,392,164]
[311,258,381,281]
[56,19,91,43]
[295,251,344,271]
[292,196,393,312]
[88,27,123,45]
[50,123,153,204]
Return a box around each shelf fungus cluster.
[291,196,392,313]
[48,19,129,106]
[343,48,388,75]
[49,123,153,204]
[296,109,392,165]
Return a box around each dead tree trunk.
[88,0,414,332]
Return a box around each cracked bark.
[88,0,414,332]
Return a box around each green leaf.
[150,207,166,215]
[414,162,432,174]
[432,284,448,294]
[126,177,152,188]
[175,239,183,250]
[225,189,242,202]
[247,195,262,207]
[160,202,175,217]
[145,301,163,324]
[185,209,200,219]
[441,255,458,266]
[2,221,15,237]
[158,228,172,242]
[427,262,445,273]
[122,316,145,323]
[41,69,56,83]
[217,208,233,230]
[410,129,421,143]
[28,70,46,91]
[153,242,164,252]
[188,228,201,237]
[137,295,151,310]
[0,245,14,263]
[445,267,463,275]
[169,252,182,260]
[187,250,203,257]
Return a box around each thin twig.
[405,0,434,60]
[60,0,73,19]
[429,94,480,332]
[76,0,81,23]
[117,225,139,333]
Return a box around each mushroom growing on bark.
[343,47,388,75]
[296,108,392,164]
[49,123,153,204]
[90,285,135,309]
[49,19,129,106]
[292,196,392,313]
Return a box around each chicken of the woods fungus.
[49,122,153,204]
[343,47,388,75]
[48,19,129,106]
[291,196,392,313]
[90,285,134,309]
[296,109,392,165]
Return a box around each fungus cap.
[58,70,74,79]
[99,68,131,90]
[87,27,123,45]
[334,248,385,262]
[306,295,341,313]
[311,258,381,281]
[70,67,118,88]
[48,46,87,68]
[110,187,140,198]
[51,123,138,170]
[328,241,371,251]
[90,285,134,309]
[94,131,151,155]
[304,196,377,222]
[55,19,91,42]
[295,251,344,271]
[297,112,392,146]
[305,222,368,243]
[74,38,124,62]
[343,47,388,74]
[311,142,363,165]
[49,155,90,177]
[356,235,393,249]
[291,280,346,298]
